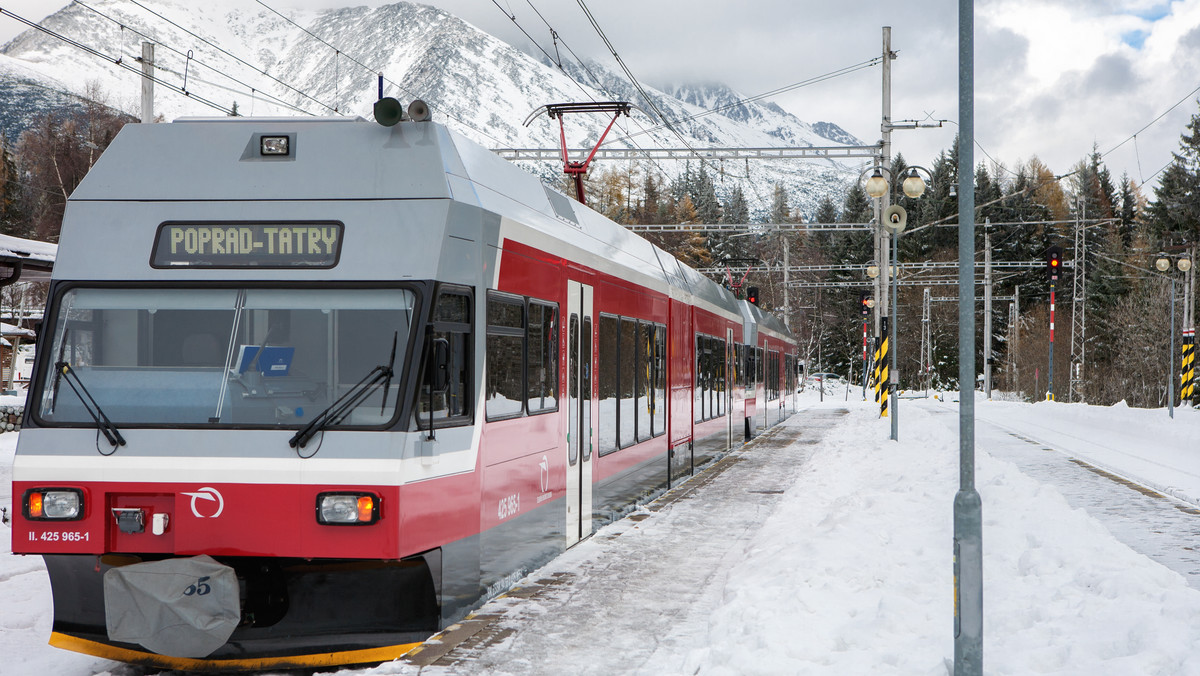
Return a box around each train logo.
[182,487,225,519]
[539,455,549,493]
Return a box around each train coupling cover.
[103,555,240,658]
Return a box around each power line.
[0,8,233,116]
[75,0,315,117]
[572,0,755,194]
[487,0,675,184]
[612,57,882,146]
[1103,79,1200,159]
[124,0,338,115]
[254,0,512,148]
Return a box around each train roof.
[69,116,792,342]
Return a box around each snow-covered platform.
[7,394,1200,675]
[386,395,1200,676]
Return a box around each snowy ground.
[4,391,1200,675]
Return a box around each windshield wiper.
[289,333,399,452]
[56,362,126,450]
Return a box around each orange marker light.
[29,492,43,518]
[357,496,374,523]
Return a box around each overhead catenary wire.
[1102,79,1200,160]
[253,0,512,148]
[74,0,316,117]
[573,0,779,207]
[123,0,339,115]
[0,8,234,116]
[487,0,675,185]
[612,57,882,146]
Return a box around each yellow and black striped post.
[1182,329,1195,406]
[874,317,890,417]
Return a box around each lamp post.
[1156,253,1193,418]
[863,164,931,441]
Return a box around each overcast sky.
[3,0,1199,195]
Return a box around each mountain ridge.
[0,0,860,218]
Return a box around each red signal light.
[1046,246,1063,279]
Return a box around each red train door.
[565,279,594,546]
[727,327,735,448]
[667,299,692,484]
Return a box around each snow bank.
[692,400,1200,675]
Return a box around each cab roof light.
[260,135,290,156]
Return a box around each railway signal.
[1045,245,1063,400]
[746,286,759,306]
[1046,246,1062,279]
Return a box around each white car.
[806,372,845,387]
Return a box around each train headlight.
[316,492,379,525]
[24,488,83,520]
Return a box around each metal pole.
[879,26,894,426]
[1048,276,1056,400]
[863,300,870,399]
[891,229,899,440]
[782,236,791,329]
[984,222,992,398]
[1170,279,1176,419]
[140,42,155,123]
[954,1,983,673]
[1013,286,1020,397]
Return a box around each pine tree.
[722,186,749,224]
[1117,174,1140,247]
[0,137,27,238]
[768,183,791,224]
[692,164,721,225]
[814,195,839,224]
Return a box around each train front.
[9,116,485,670]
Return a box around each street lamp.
[865,167,889,199]
[860,163,932,441]
[1156,252,1195,418]
[902,167,929,199]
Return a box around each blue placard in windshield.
[151,222,343,268]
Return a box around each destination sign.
[151,222,344,268]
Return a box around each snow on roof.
[0,233,56,267]
[0,323,35,338]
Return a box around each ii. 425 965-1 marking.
[28,531,89,542]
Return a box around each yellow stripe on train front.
[49,632,423,672]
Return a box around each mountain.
[0,0,862,218]
[0,54,86,145]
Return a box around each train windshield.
[36,286,415,428]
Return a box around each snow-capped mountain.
[0,0,862,217]
[0,53,89,145]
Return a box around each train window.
[486,292,525,420]
[636,321,651,443]
[693,334,727,423]
[36,286,415,428]
[598,314,619,455]
[568,314,579,466]
[618,317,637,448]
[651,324,665,437]
[694,335,705,423]
[766,350,780,401]
[716,337,726,417]
[415,288,472,427]
[527,301,558,414]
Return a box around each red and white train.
[10,106,799,670]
